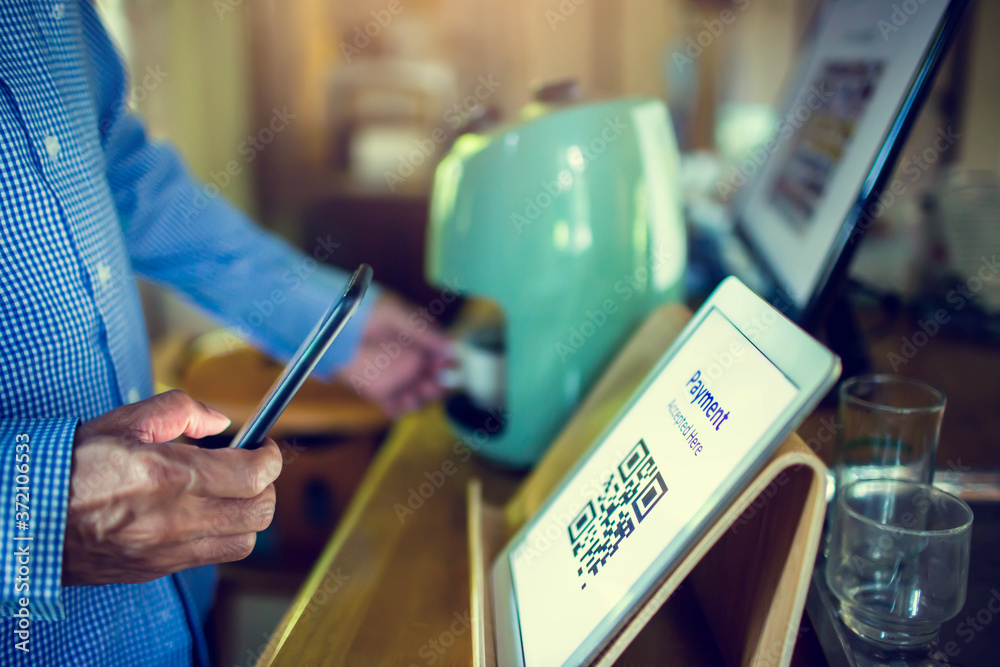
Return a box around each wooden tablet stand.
[467,305,829,666]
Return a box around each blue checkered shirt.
[0,1,374,664]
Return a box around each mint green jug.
[427,97,686,468]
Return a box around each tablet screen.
[508,308,799,665]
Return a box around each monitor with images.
[732,0,968,326]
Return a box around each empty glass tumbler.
[830,374,946,521]
[825,479,973,648]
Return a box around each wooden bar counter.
[257,405,523,666]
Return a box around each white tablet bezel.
[491,276,840,666]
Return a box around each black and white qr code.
[567,439,668,589]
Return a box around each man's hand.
[64,390,282,586]
[337,293,451,417]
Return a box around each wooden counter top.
[257,406,524,666]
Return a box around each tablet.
[491,277,840,666]
[228,263,373,449]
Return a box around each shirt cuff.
[0,418,76,621]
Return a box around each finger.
[125,533,260,580]
[379,394,405,419]
[428,352,456,372]
[192,484,277,538]
[401,392,420,413]
[374,349,426,398]
[94,390,231,444]
[416,378,445,402]
[416,327,452,357]
[187,533,258,567]
[394,381,441,412]
[410,353,448,398]
[113,485,275,553]
[180,438,283,498]
[380,371,425,413]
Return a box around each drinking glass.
[833,374,946,505]
[825,479,973,648]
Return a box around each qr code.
[567,439,667,589]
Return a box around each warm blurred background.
[99,0,1000,325]
[94,0,1000,663]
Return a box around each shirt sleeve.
[0,419,76,621]
[83,20,376,376]
[103,113,377,375]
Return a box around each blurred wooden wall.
[236,0,810,211]
[107,0,813,216]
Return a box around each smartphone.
[228,263,374,449]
